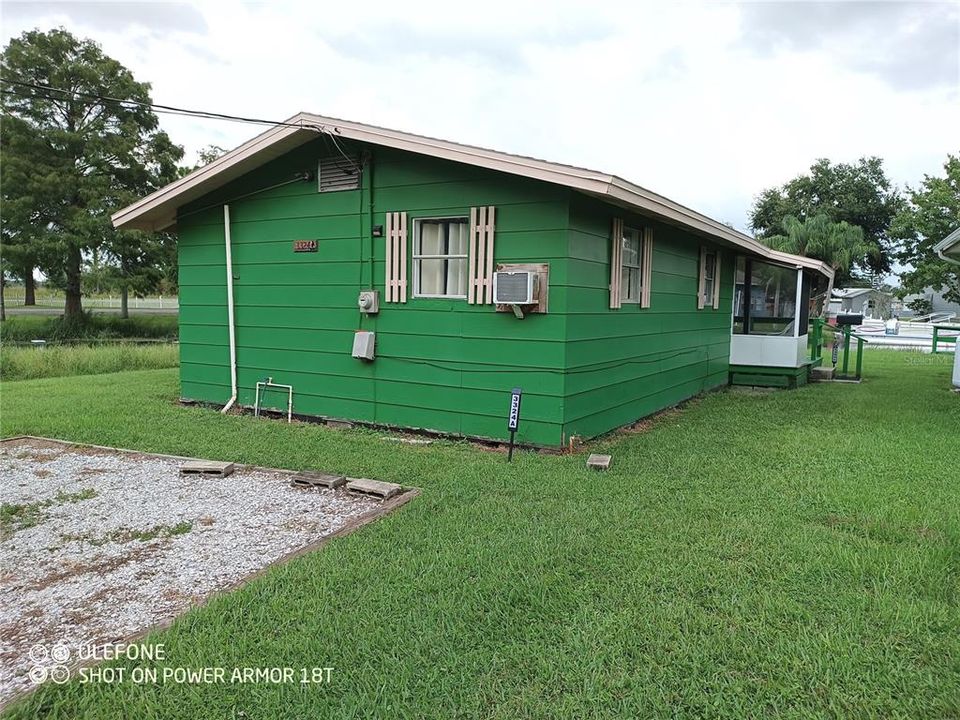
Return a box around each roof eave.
[110,110,834,282]
[604,179,833,279]
[934,227,960,265]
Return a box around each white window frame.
[702,250,717,308]
[699,247,721,310]
[621,226,644,304]
[412,216,470,299]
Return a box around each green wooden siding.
[178,140,570,446]
[559,196,733,441]
[177,140,734,446]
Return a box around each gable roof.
[112,112,834,279]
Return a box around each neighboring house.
[829,287,892,319]
[896,229,960,319]
[900,288,960,318]
[113,114,832,447]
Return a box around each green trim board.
[729,364,810,389]
[177,139,736,446]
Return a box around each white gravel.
[0,438,381,704]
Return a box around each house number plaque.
[293,240,318,253]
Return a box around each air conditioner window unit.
[493,271,535,305]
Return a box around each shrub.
[0,313,178,342]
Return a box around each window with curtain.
[702,250,717,307]
[621,226,643,303]
[413,218,469,298]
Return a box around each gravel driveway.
[0,437,392,704]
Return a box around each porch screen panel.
[733,260,798,335]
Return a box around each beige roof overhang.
[934,227,960,265]
[112,112,834,282]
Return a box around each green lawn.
[1,351,958,718]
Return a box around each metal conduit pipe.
[254,377,294,423]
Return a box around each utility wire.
[1,78,331,131]
[0,79,362,173]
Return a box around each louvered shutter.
[641,227,654,308]
[385,211,408,303]
[712,253,721,309]
[697,247,707,310]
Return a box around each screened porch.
[730,257,830,370]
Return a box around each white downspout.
[221,204,238,413]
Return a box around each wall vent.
[317,156,360,192]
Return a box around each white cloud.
[2,0,957,234]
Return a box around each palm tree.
[765,214,878,276]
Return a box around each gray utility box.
[352,331,376,360]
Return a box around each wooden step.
[587,454,612,471]
[180,460,235,477]
[291,471,346,490]
[810,366,835,382]
[346,478,402,500]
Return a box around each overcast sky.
[1,0,958,234]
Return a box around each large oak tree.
[1,28,182,317]
[891,154,960,305]
[750,157,902,283]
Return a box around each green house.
[114,114,833,447]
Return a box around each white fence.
[3,290,178,310]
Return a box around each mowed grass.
[0,343,179,381]
[1,351,958,719]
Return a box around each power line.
[1,78,331,132]
[0,78,362,173]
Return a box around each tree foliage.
[0,28,183,317]
[750,157,902,282]
[891,154,960,305]
[764,214,878,276]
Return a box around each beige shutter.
[697,247,706,310]
[385,211,408,303]
[469,206,496,304]
[712,252,721,309]
[609,218,624,309]
[641,227,654,308]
